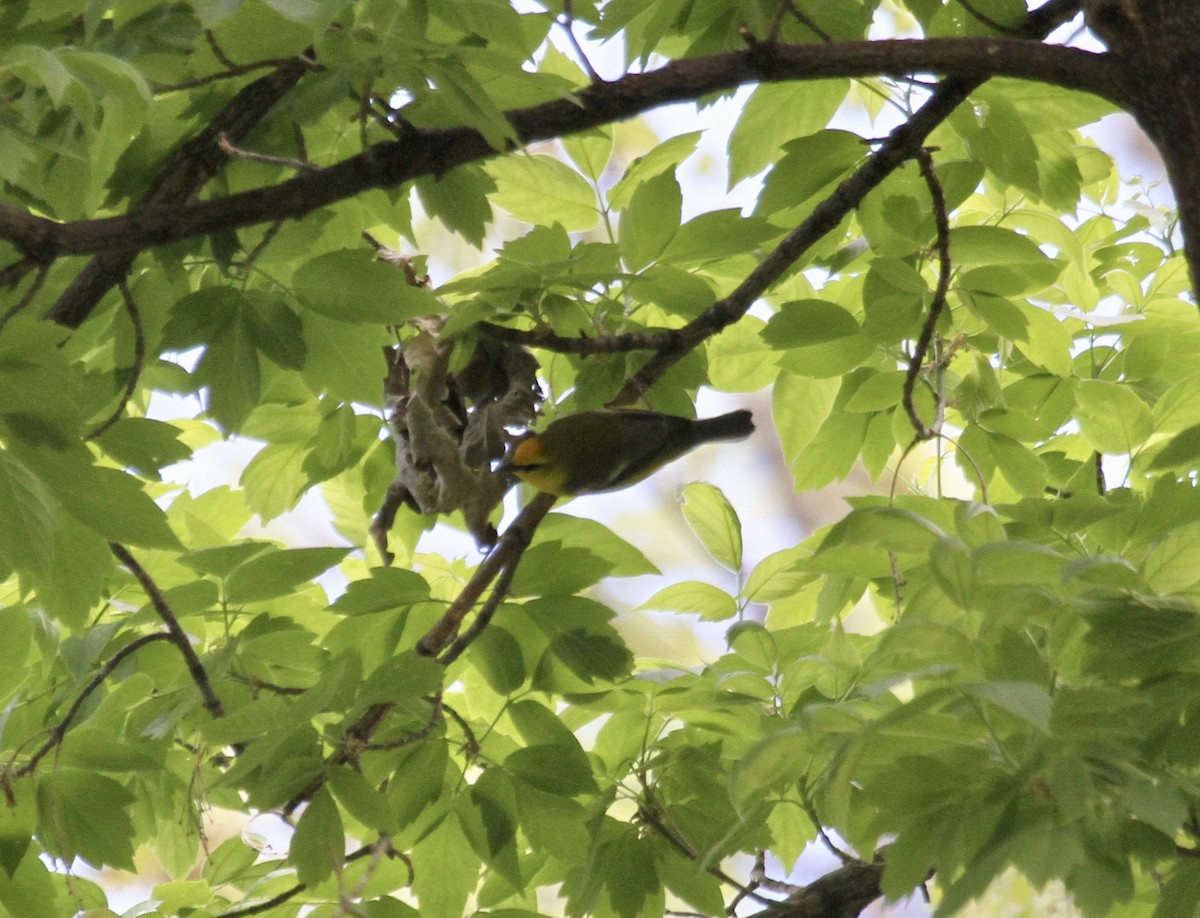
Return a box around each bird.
[501,408,754,496]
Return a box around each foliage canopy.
[2,1,1200,916]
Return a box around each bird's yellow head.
[505,434,570,496]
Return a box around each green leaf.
[0,318,84,442]
[963,681,1052,733]
[603,830,660,918]
[288,787,344,888]
[1155,861,1200,918]
[731,727,808,808]
[679,482,743,571]
[1149,423,1200,472]
[410,811,480,918]
[639,581,737,620]
[618,169,681,271]
[548,630,633,683]
[819,506,946,557]
[973,541,1065,584]
[300,314,395,403]
[773,372,841,464]
[487,154,598,231]
[328,566,431,615]
[94,417,192,478]
[0,852,60,918]
[729,81,850,184]
[506,745,597,796]
[415,165,495,247]
[0,451,56,578]
[16,444,180,549]
[1074,379,1153,455]
[359,651,444,705]
[328,766,398,834]
[763,300,872,378]
[706,315,777,392]
[660,210,779,265]
[293,250,441,323]
[744,545,816,604]
[756,130,863,215]
[472,625,526,694]
[239,440,309,522]
[534,514,659,577]
[929,537,976,608]
[225,546,350,604]
[563,126,613,181]
[607,132,701,210]
[0,783,34,877]
[36,769,136,870]
[1143,524,1200,593]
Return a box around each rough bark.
[1084,0,1200,293]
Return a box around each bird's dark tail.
[692,409,754,443]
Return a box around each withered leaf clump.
[370,324,540,561]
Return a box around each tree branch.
[110,543,225,719]
[11,632,174,778]
[902,148,952,439]
[417,491,556,657]
[43,55,312,328]
[754,859,884,918]
[609,0,1083,404]
[8,38,1118,272]
[83,280,146,440]
[478,321,679,354]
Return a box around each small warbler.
[502,408,754,496]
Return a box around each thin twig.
[779,0,833,42]
[217,133,320,172]
[238,220,283,276]
[0,263,48,333]
[902,148,952,439]
[335,834,393,917]
[153,32,313,94]
[416,491,556,656]
[440,700,480,760]
[438,553,522,665]
[84,280,146,440]
[751,850,805,894]
[559,1,603,82]
[0,257,37,290]
[799,784,856,863]
[958,0,1024,34]
[218,839,397,915]
[636,796,777,908]
[364,694,444,750]
[110,543,226,719]
[11,632,174,778]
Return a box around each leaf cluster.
[4,1,1200,918]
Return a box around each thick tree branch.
[755,859,885,918]
[610,0,1083,403]
[43,56,312,328]
[1082,0,1200,294]
[8,38,1118,273]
